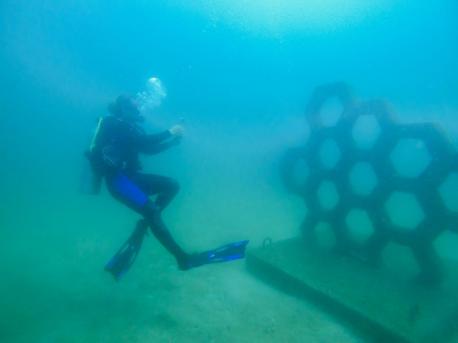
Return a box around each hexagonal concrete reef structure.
[247,83,458,342]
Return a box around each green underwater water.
[1,1,458,342]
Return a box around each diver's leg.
[142,201,188,267]
[130,173,180,211]
[106,172,188,266]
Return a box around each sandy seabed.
[1,242,362,343]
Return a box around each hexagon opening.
[319,97,343,127]
[349,162,378,196]
[385,192,425,230]
[381,242,421,281]
[313,221,336,250]
[434,230,458,260]
[352,115,381,150]
[439,172,458,212]
[319,139,342,170]
[317,180,340,211]
[390,139,432,178]
[345,209,375,245]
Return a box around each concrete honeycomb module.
[281,82,457,284]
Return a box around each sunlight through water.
[170,0,398,34]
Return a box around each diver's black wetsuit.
[88,115,188,265]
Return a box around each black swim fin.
[180,240,249,270]
[105,219,148,280]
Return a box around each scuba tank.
[80,117,104,195]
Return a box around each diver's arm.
[136,124,184,154]
[140,124,184,145]
[144,130,172,144]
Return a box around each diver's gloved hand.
[169,125,184,137]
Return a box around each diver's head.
[108,95,143,122]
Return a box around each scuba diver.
[85,95,248,280]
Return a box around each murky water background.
[1,1,457,342]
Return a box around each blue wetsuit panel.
[111,173,149,208]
